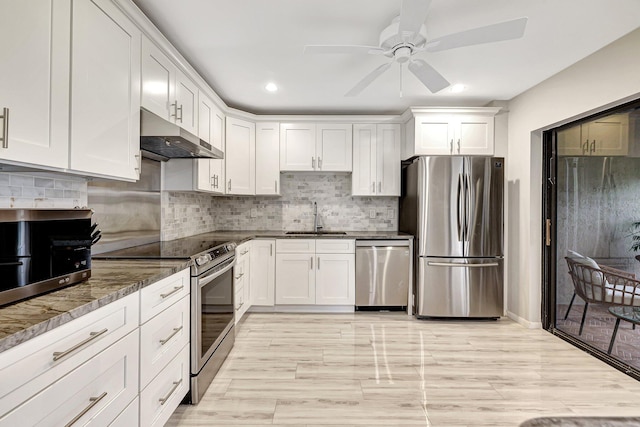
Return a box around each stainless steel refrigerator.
[400,156,504,318]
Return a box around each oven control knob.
[196,254,211,265]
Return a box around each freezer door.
[417,257,503,318]
[417,156,465,258]
[465,157,504,257]
[355,245,410,307]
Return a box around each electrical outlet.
[387,208,395,219]
[369,208,376,219]
[250,208,258,218]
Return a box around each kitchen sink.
[285,231,348,235]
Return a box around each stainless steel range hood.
[140,108,223,161]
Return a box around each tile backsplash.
[0,172,88,208]
[161,191,217,241]
[208,173,398,233]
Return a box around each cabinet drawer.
[0,292,139,413]
[236,242,251,258]
[140,344,190,427]
[140,295,190,390]
[109,396,139,427]
[316,239,355,254]
[276,239,315,253]
[140,268,190,324]
[0,330,139,426]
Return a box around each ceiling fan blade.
[398,0,432,38]
[304,45,385,55]
[408,59,450,93]
[345,62,393,97]
[425,17,528,52]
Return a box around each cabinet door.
[250,240,275,306]
[376,124,401,196]
[275,253,316,305]
[280,123,316,171]
[198,93,214,143]
[0,0,69,168]
[194,159,213,192]
[175,69,198,135]
[416,114,453,155]
[210,106,226,193]
[316,124,352,171]
[69,0,141,180]
[557,125,585,156]
[456,115,494,156]
[141,36,174,121]
[587,113,629,156]
[226,117,256,195]
[256,123,280,195]
[352,124,376,195]
[315,253,355,305]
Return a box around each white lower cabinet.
[250,239,276,306]
[140,344,190,427]
[275,239,355,306]
[0,329,139,427]
[234,242,251,323]
[109,397,139,427]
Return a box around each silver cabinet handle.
[170,102,178,119]
[241,249,249,255]
[457,139,461,152]
[582,139,589,154]
[159,326,183,345]
[378,182,382,193]
[160,285,183,299]
[372,182,375,193]
[427,261,499,268]
[318,157,322,169]
[1,107,8,148]
[65,392,108,427]
[159,379,183,405]
[317,257,320,270]
[228,179,232,191]
[450,138,453,152]
[134,153,141,172]
[311,157,316,169]
[310,257,313,270]
[275,180,278,193]
[177,104,183,123]
[235,272,244,279]
[590,140,596,153]
[270,243,273,256]
[53,328,108,361]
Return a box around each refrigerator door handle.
[427,261,500,268]
[464,173,471,242]
[456,173,463,241]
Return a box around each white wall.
[506,28,640,327]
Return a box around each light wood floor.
[167,312,640,426]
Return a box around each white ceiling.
[132,0,640,115]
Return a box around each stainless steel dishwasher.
[355,240,411,309]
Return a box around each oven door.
[191,256,235,374]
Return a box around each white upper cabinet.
[280,123,316,171]
[352,124,401,196]
[226,117,255,195]
[557,113,630,156]
[280,123,352,171]
[316,124,352,171]
[141,36,198,135]
[256,123,280,195]
[405,108,500,159]
[69,0,141,181]
[0,0,70,169]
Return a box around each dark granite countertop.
[0,258,190,354]
[189,230,414,245]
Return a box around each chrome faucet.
[313,202,323,232]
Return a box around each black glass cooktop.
[94,237,231,260]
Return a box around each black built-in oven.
[0,209,96,306]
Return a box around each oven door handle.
[198,258,235,288]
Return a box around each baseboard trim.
[506,310,542,329]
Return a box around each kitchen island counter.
[0,258,189,353]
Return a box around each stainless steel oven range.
[94,237,237,404]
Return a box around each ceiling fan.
[304,0,528,96]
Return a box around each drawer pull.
[159,326,183,345]
[160,285,184,299]
[241,249,249,255]
[159,379,183,405]
[65,391,107,427]
[53,328,108,362]
[235,272,244,280]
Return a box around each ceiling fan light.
[265,82,278,92]
[450,84,466,93]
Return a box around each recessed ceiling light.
[265,82,278,92]
[450,84,466,93]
